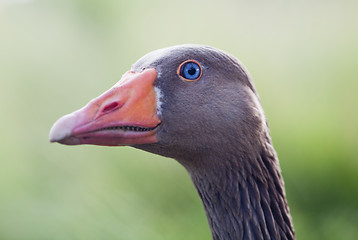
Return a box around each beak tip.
[49,123,68,143]
[49,113,77,144]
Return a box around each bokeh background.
[1,0,357,239]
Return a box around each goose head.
[49,44,295,240]
[50,45,265,164]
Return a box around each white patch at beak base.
[154,86,163,117]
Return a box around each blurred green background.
[1,0,357,239]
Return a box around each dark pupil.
[188,67,196,76]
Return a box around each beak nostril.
[102,102,120,113]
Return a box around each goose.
[49,44,295,240]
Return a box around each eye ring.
[177,60,203,82]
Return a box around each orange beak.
[49,68,161,146]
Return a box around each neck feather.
[185,145,295,240]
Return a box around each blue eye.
[178,60,202,81]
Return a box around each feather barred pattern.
[191,147,294,240]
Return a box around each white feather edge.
[154,86,163,117]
